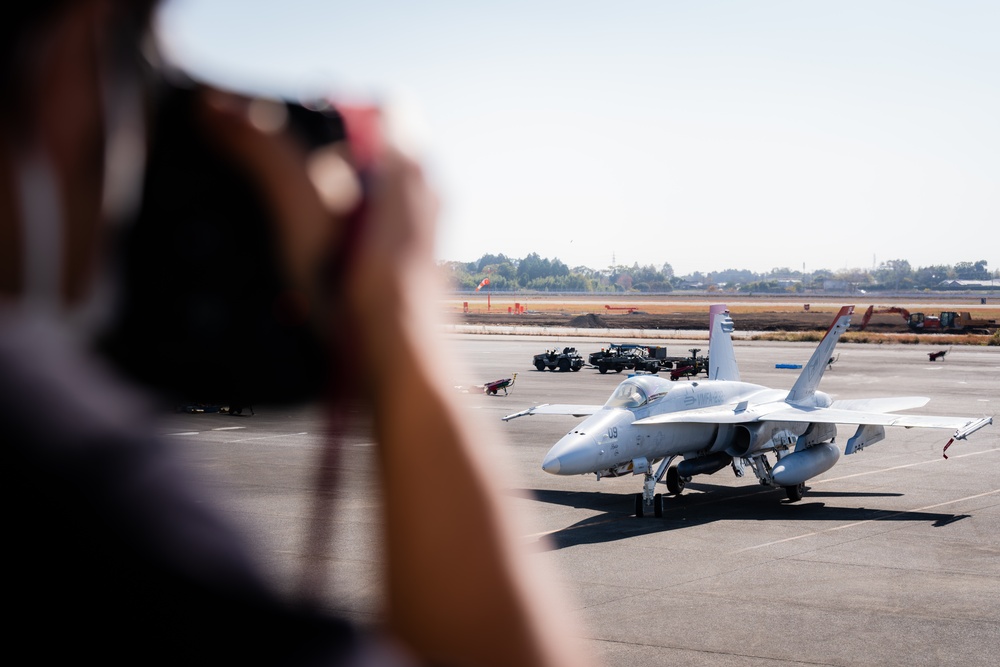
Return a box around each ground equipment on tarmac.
[533,348,584,372]
[588,344,694,374]
[669,349,709,381]
[484,374,517,395]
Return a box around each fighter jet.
[503,305,993,517]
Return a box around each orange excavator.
[859,306,910,331]
[860,306,997,334]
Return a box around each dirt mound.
[457,308,915,333]
[568,313,609,328]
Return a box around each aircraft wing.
[758,405,989,432]
[830,397,930,412]
[631,396,986,433]
[501,404,604,421]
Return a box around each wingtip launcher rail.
[943,416,993,459]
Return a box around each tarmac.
[162,333,999,667]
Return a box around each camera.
[100,78,346,406]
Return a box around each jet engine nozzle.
[728,422,804,457]
[729,424,764,457]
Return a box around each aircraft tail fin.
[709,305,740,381]
[786,306,854,404]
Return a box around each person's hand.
[196,90,359,318]
[197,89,439,357]
[342,143,441,349]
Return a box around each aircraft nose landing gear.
[634,456,675,517]
[634,492,666,518]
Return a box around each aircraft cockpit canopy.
[604,376,669,409]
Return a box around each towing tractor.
[589,344,705,374]
[533,347,584,372]
[588,344,656,373]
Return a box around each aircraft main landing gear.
[666,465,687,495]
[785,482,806,502]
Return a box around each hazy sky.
[157,0,999,276]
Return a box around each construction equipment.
[860,306,997,334]
[945,312,997,334]
[909,311,997,334]
[859,306,910,331]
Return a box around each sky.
[156,0,999,277]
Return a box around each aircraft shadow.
[803,490,904,498]
[511,483,969,551]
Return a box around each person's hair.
[0,1,159,120]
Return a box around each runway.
[163,333,1000,666]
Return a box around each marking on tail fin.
[709,304,740,381]
[786,306,854,404]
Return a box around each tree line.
[442,255,996,293]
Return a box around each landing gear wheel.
[535,360,545,371]
[634,493,644,518]
[785,483,805,502]
[666,466,686,495]
[653,494,664,518]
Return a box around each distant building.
[939,279,996,290]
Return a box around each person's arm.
[345,148,594,667]
[201,97,596,667]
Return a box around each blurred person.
[0,2,596,666]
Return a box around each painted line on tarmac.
[733,488,1000,553]
[161,430,308,442]
[524,517,620,541]
[813,447,999,484]
[161,427,247,436]
[227,432,309,443]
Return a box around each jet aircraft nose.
[542,431,598,475]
